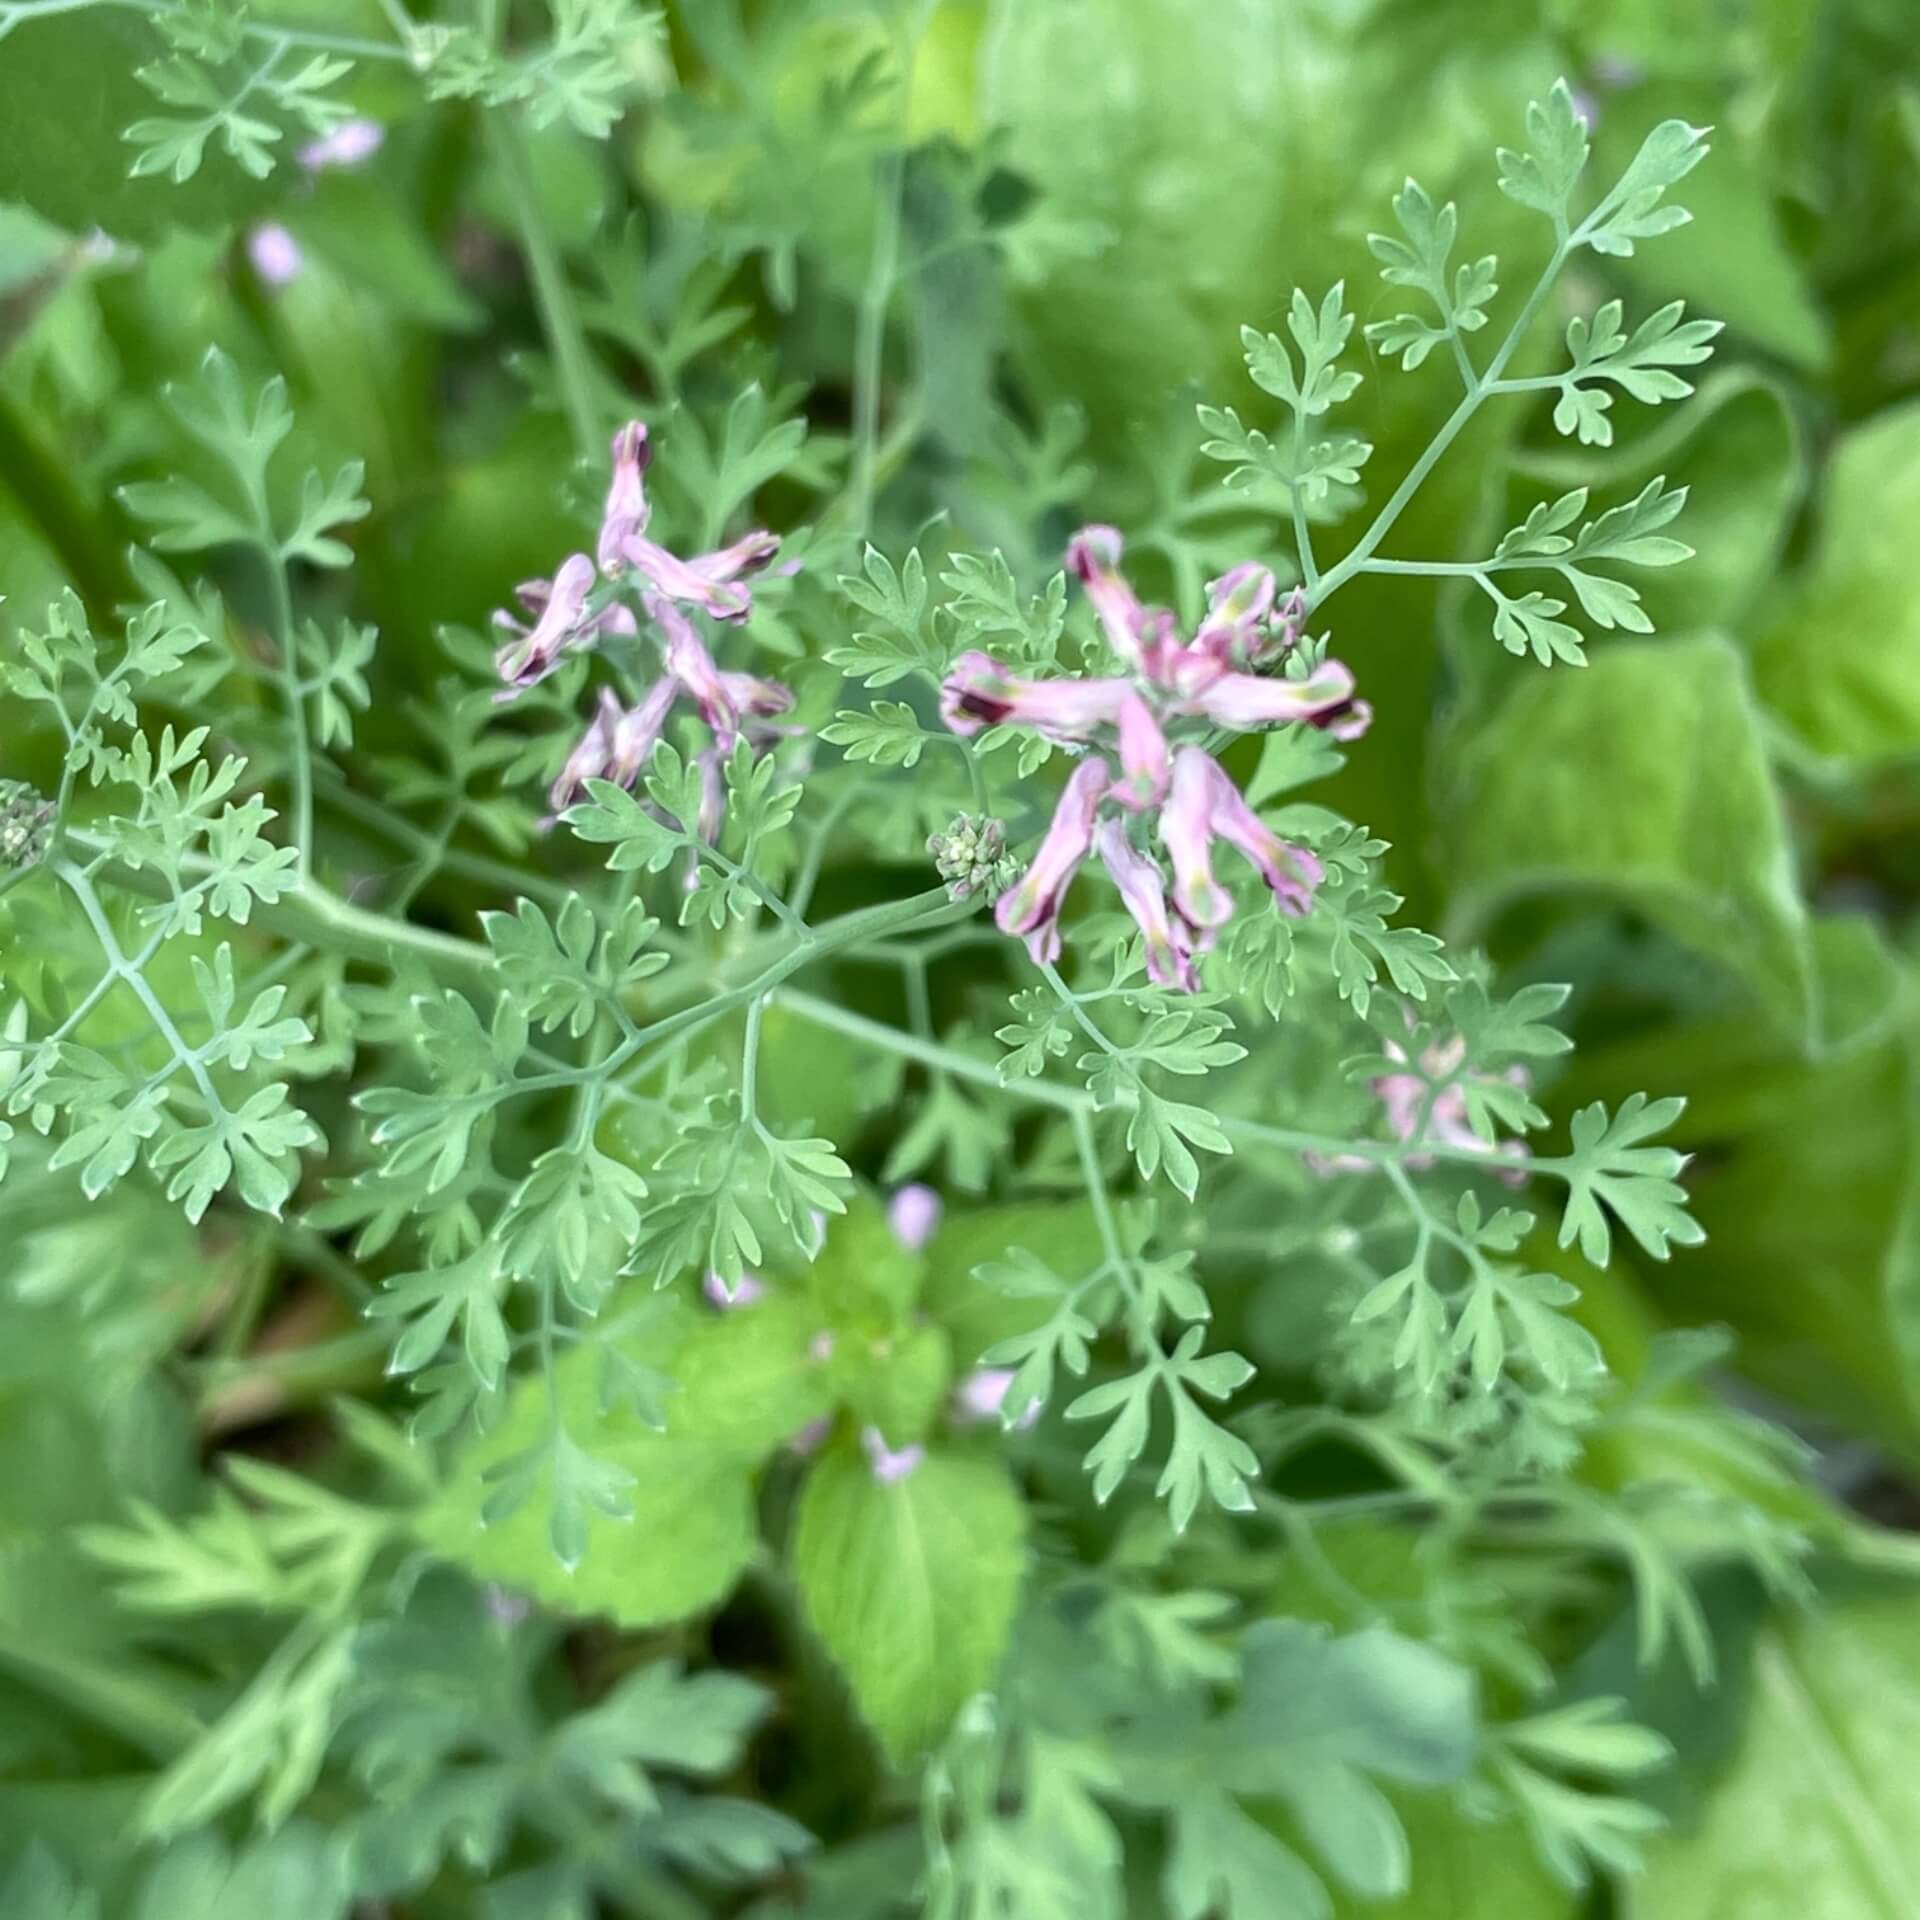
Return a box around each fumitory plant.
[3,7,1917,1918]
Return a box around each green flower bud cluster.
[0,781,54,872]
[927,813,1019,902]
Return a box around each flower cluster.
[491,423,795,826]
[1312,1032,1531,1182]
[941,527,1369,988]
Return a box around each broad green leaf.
[1749,398,1920,767]
[1629,1590,1920,1920]
[0,13,273,243]
[1439,634,1811,1033]
[918,1201,1103,1369]
[419,1296,833,1620]
[983,0,1557,465]
[1330,1798,1573,1919]
[789,1438,1026,1765]
[1563,918,1920,1458]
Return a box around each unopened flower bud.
[0,781,55,872]
[927,812,1020,902]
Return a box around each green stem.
[263,541,310,877]
[1288,406,1319,594]
[0,1643,203,1762]
[1313,236,1572,607]
[58,858,223,1107]
[491,112,602,461]
[773,985,1550,1183]
[68,833,498,989]
[849,145,907,536]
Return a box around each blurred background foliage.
[7,0,1920,1913]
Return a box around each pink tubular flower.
[995,757,1110,967]
[941,652,1133,741]
[653,597,736,739]
[1377,1036,1531,1176]
[1067,524,1151,670]
[608,678,680,786]
[717,671,798,724]
[494,553,598,695]
[1192,564,1278,667]
[594,416,780,618]
[621,533,776,621]
[1158,748,1235,938]
[549,687,622,810]
[1095,817,1199,991]
[692,747,727,846]
[514,423,795,842]
[1186,748,1323,916]
[598,421,653,573]
[1183,659,1361,733]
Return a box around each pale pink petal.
[862,1427,925,1484]
[1159,749,1235,936]
[607,677,680,786]
[940,651,1132,740]
[995,757,1110,966]
[691,529,780,588]
[693,745,727,844]
[1197,754,1323,915]
[1094,816,1199,992]
[1066,524,1152,671]
[952,1367,1041,1430]
[1179,659,1363,732]
[598,421,653,574]
[549,687,622,810]
[247,223,303,288]
[298,118,384,170]
[887,1183,943,1251]
[652,596,739,741]
[494,553,597,695]
[1111,692,1172,811]
[716,671,795,720]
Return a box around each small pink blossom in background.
[862,1427,925,1484]
[704,1269,766,1310]
[298,118,385,171]
[788,1416,831,1457]
[808,1331,835,1363]
[887,1183,943,1251]
[247,223,304,288]
[952,1367,1040,1431]
[1309,1035,1531,1183]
